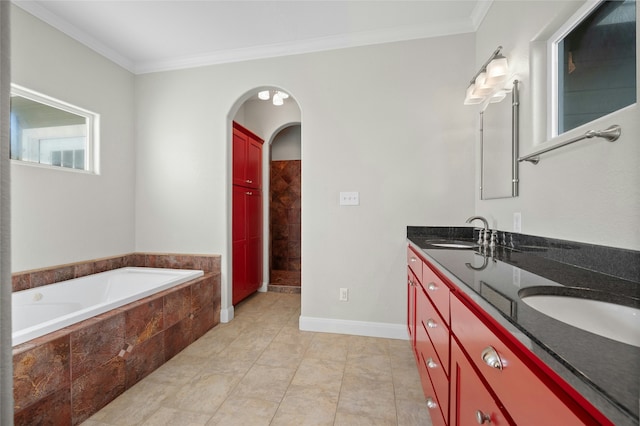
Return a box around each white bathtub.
[12,267,204,347]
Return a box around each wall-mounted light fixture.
[258,90,289,106]
[464,46,510,105]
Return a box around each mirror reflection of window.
[9,86,98,173]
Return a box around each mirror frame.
[479,80,519,199]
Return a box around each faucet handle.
[489,230,498,249]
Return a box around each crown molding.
[12,0,135,72]
[134,19,476,74]
[13,0,480,75]
[470,0,493,30]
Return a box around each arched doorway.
[228,87,301,308]
[268,125,301,293]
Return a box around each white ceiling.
[13,0,491,74]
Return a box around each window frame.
[10,84,100,174]
[547,0,637,138]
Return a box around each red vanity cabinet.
[450,294,610,426]
[406,243,613,426]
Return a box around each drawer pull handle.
[426,319,437,328]
[410,257,417,263]
[427,282,437,291]
[409,279,415,287]
[426,358,437,369]
[481,346,503,370]
[246,191,253,195]
[246,179,253,183]
[426,397,437,409]
[476,410,492,424]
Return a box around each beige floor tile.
[86,390,167,426]
[344,353,393,382]
[334,411,397,426]
[85,292,431,426]
[206,396,279,426]
[256,340,308,368]
[80,420,111,426]
[305,333,350,362]
[272,324,315,345]
[347,335,391,358]
[336,390,397,423]
[231,363,296,402]
[338,375,397,422]
[290,357,345,392]
[395,398,433,426]
[392,365,427,402]
[140,407,213,426]
[198,348,261,375]
[145,354,205,386]
[272,386,339,426]
[163,372,241,414]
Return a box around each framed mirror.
[480,80,519,200]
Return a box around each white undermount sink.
[519,288,640,348]
[429,241,477,249]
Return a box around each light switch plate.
[513,212,522,232]
[340,192,359,206]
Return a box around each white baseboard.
[220,305,234,323]
[299,316,408,340]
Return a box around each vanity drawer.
[407,246,423,283]
[416,286,449,376]
[417,351,447,426]
[422,260,450,325]
[450,295,600,425]
[416,319,449,420]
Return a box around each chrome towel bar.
[518,125,621,164]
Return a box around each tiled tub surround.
[12,253,221,425]
[407,226,640,426]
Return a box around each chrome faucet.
[465,215,489,246]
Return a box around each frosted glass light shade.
[464,84,484,105]
[486,57,509,85]
[489,90,507,103]
[258,90,270,100]
[473,72,493,96]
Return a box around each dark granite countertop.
[407,226,640,426]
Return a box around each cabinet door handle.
[410,257,417,263]
[426,319,437,328]
[426,358,437,369]
[427,282,437,291]
[245,191,253,195]
[246,179,253,184]
[476,410,492,424]
[481,346,504,370]
[409,279,415,287]
[426,397,437,409]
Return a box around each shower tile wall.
[270,160,301,286]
